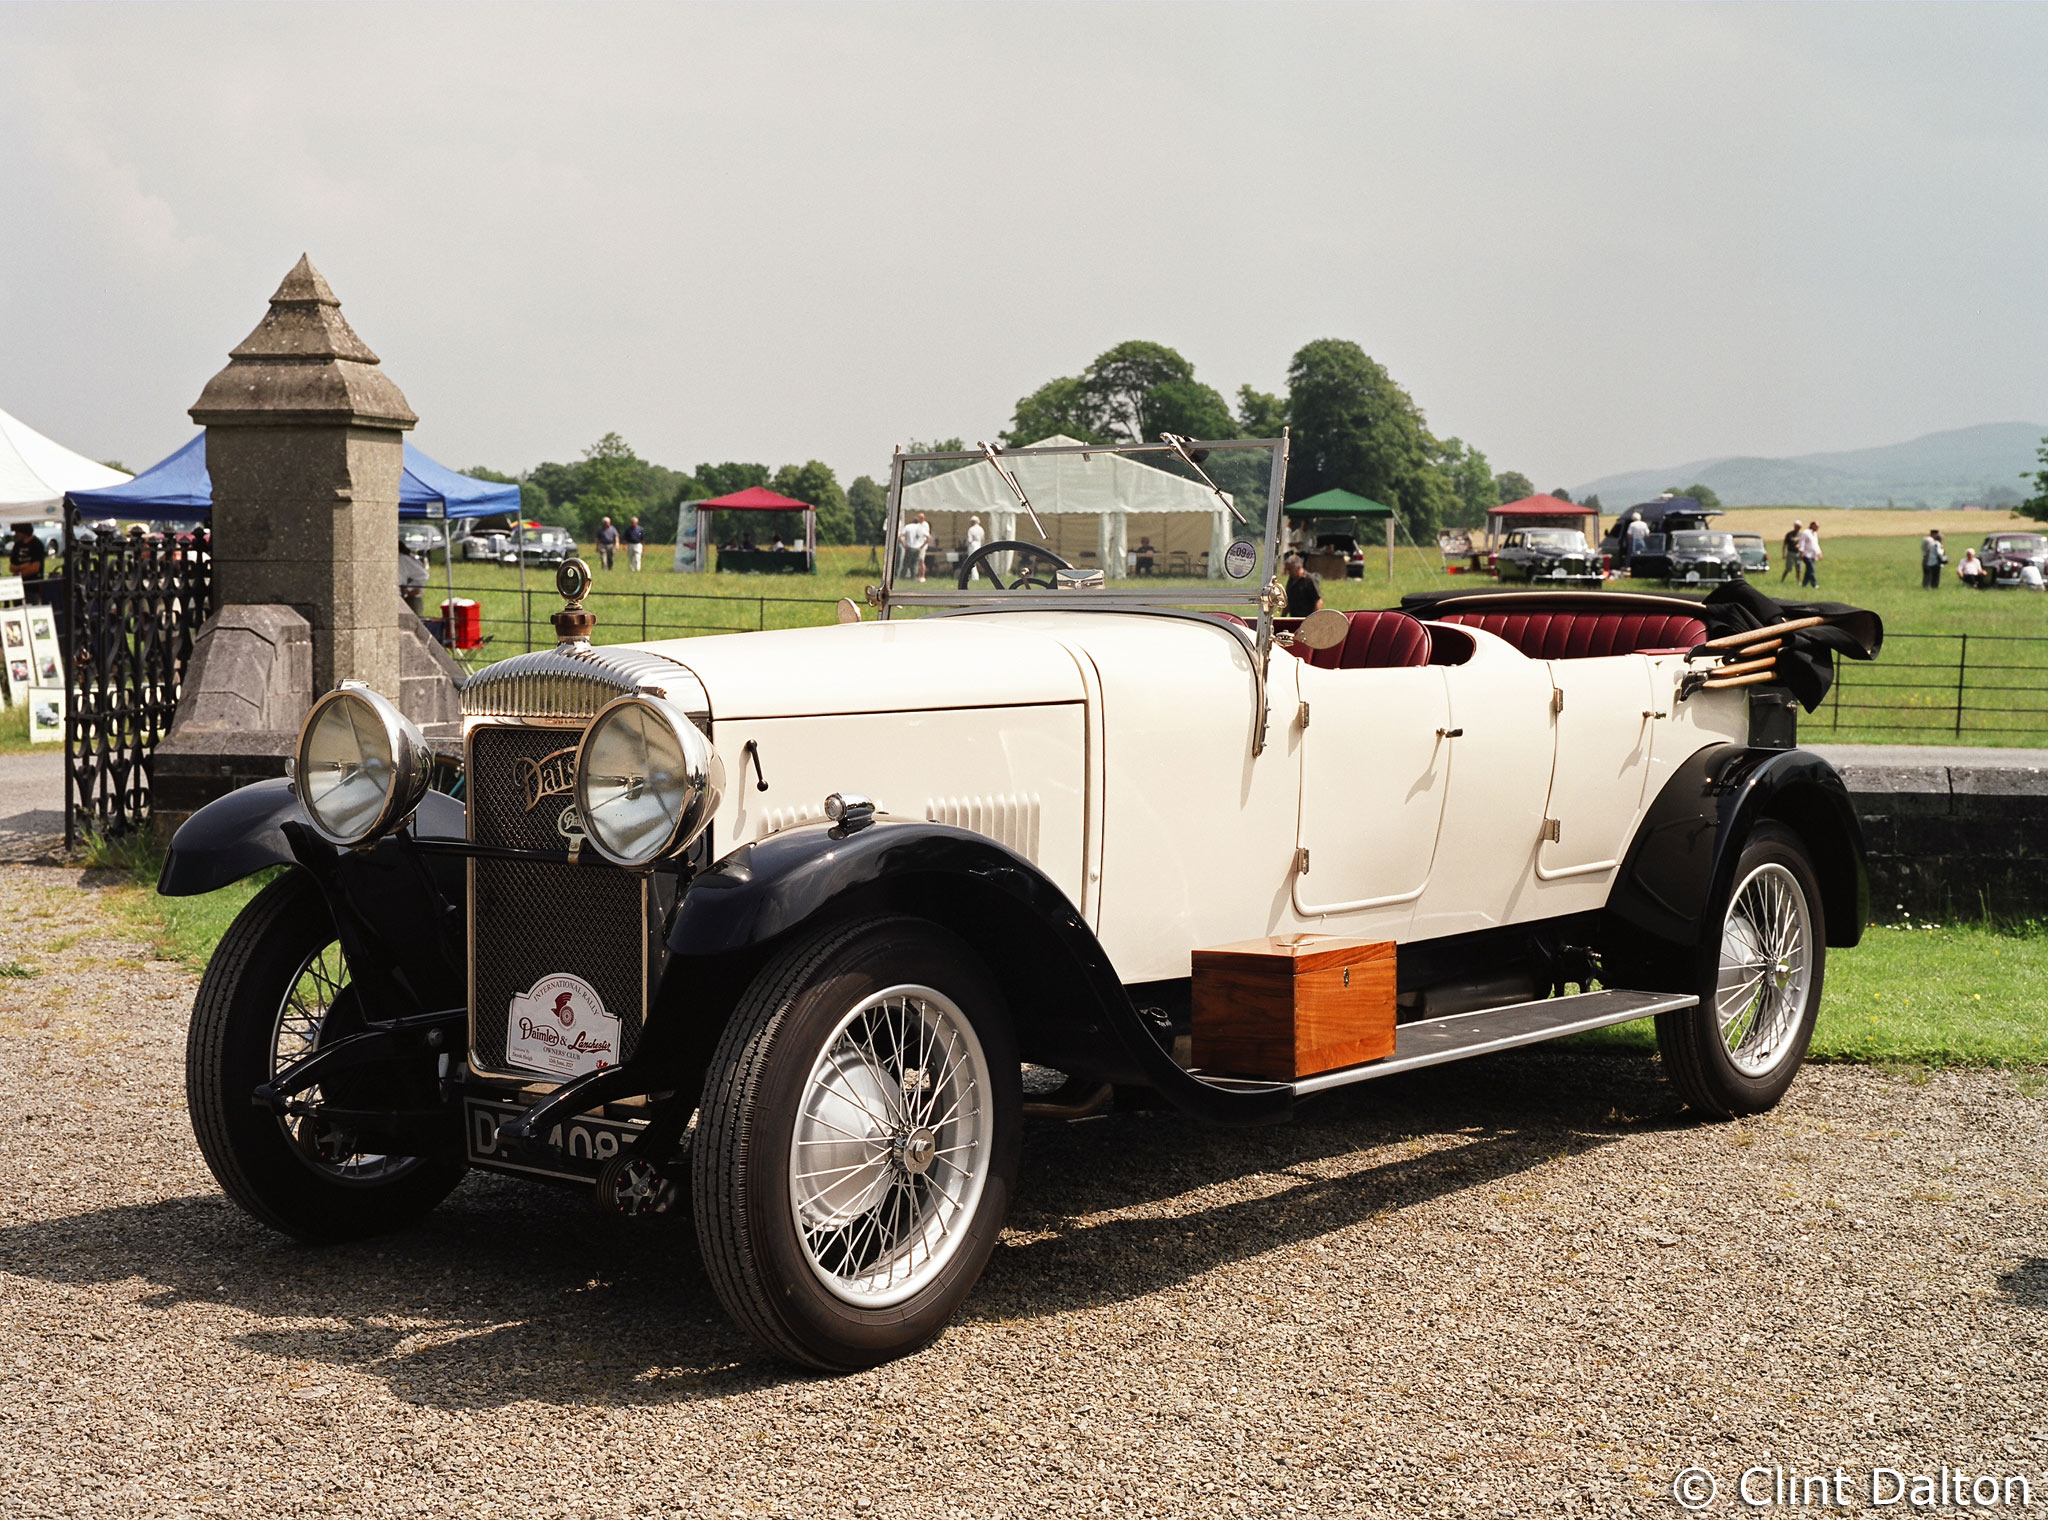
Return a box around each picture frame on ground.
[27,685,64,743]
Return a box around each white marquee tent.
[898,435,1235,578]
[0,407,129,515]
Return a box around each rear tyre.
[692,915,1020,1371]
[1656,822,1826,1118]
[186,870,468,1241]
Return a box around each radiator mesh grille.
[468,724,649,1077]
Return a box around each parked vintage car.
[1976,531,2048,588]
[162,436,1879,1371]
[1733,532,1770,575]
[458,528,510,562]
[1493,526,1603,588]
[1662,529,1746,587]
[399,523,446,559]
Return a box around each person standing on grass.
[1625,512,1649,563]
[963,514,985,581]
[596,515,619,571]
[898,511,932,582]
[1921,527,1946,589]
[1781,520,1801,581]
[1283,552,1322,616]
[624,516,645,572]
[1797,520,1821,588]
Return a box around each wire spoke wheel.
[790,985,993,1309]
[1715,862,1813,1078]
[270,938,420,1185]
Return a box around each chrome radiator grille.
[467,723,653,1079]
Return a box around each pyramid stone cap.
[191,255,417,430]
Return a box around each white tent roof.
[900,435,1234,518]
[0,407,130,513]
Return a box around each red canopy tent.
[689,485,816,573]
[1485,494,1598,546]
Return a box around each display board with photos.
[0,605,26,709]
[23,605,61,688]
[26,685,64,743]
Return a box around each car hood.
[629,616,1089,720]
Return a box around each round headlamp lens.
[576,698,711,867]
[299,691,398,844]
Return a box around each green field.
[420,528,2048,747]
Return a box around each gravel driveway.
[1,860,2043,1518]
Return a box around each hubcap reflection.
[1715,862,1814,1077]
[790,986,991,1308]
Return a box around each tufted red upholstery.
[1284,610,1433,670]
[1434,610,1706,659]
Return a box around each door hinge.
[1294,847,1310,874]
[1550,688,1565,716]
[1540,818,1562,843]
[1297,700,1310,730]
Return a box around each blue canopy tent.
[67,435,523,639]
[65,434,520,522]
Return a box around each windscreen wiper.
[1159,433,1249,525]
[976,442,1048,539]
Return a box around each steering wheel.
[955,540,1073,590]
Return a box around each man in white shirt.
[2022,562,2046,592]
[963,515,985,581]
[898,512,933,582]
[1796,523,1821,588]
[1625,513,1649,562]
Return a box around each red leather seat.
[1290,610,1433,670]
[1434,610,1706,659]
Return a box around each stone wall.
[1814,747,2048,923]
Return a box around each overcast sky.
[4,3,2045,493]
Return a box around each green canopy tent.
[1284,487,1396,579]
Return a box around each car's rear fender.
[646,818,1292,1126]
[1610,744,1868,951]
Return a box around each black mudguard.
[652,818,1293,1126]
[1610,745,1868,950]
[158,779,465,898]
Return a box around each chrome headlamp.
[294,683,432,848]
[573,694,723,868]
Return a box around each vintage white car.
[164,436,1879,1370]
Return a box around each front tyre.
[186,870,468,1241]
[692,916,1021,1370]
[1656,822,1827,1118]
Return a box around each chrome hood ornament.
[552,557,596,645]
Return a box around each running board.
[1190,988,1697,1098]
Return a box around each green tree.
[772,460,853,546]
[1667,482,1722,511]
[1493,470,1536,504]
[694,461,771,498]
[1549,487,1574,504]
[1581,493,1602,514]
[1141,377,1236,442]
[1235,385,1286,438]
[901,438,969,487]
[1082,340,1198,442]
[1000,377,1106,446]
[848,475,889,544]
[1285,338,1446,538]
[1433,438,1499,529]
[464,466,548,523]
[2020,439,2048,522]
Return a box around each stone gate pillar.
[189,254,416,697]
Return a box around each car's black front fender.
[158,779,466,897]
[650,818,1292,1126]
[1610,744,1868,950]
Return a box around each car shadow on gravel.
[974,1049,1681,1321]
[1998,1257,2047,1308]
[0,1050,1682,1406]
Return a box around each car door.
[1535,657,1656,879]
[1293,663,1453,918]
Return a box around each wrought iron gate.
[63,523,212,846]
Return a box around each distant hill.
[1573,422,2045,509]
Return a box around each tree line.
[468,335,1690,548]
[465,436,888,547]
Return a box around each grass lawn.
[419,519,2048,747]
[0,701,36,755]
[1565,918,2048,1072]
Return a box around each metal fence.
[1813,632,2048,742]
[433,582,848,658]
[64,527,213,844]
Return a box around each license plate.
[464,1097,644,1184]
